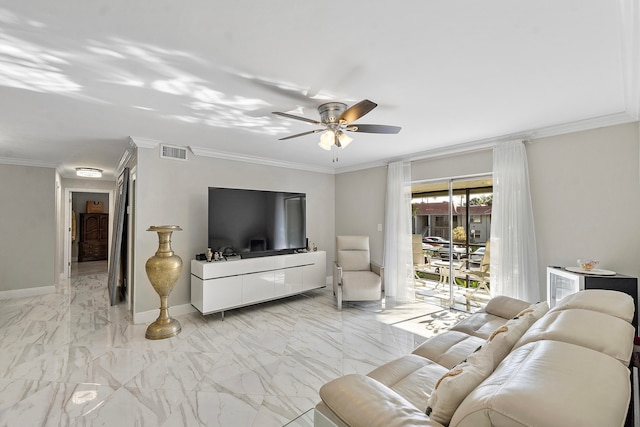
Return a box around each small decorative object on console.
[206,247,213,262]
[577,258,598,271]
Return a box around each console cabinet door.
[204,276,242,313]
[275,267,303,296]
[243,271,275,304]
[303,261,326,291]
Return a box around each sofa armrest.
[333,261,343,281]
[371,262,384,291]
[319,374,444,427]
[333,261,343,296]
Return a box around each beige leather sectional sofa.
[315,290,636,427]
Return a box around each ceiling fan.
[273,99,401,150]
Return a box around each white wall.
[528,122,640,297]
[335,167,387,263]
[133,148,335,317]
[0,164,56,292]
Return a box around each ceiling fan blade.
[273,111,322,126]
[278,129,324,141]
[347,124,401,134]
[338,99,378,123]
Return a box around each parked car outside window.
[438,245,467,260]
[422,243,437,251]
[423,236,448,246]
[470,247,485,262]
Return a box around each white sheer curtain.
[383,161,413,301]
[490,140,540,302]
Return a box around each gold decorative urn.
[145,225,183,340]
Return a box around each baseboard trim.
[133,303,197,325]
[0,285,55,300]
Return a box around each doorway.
[63,188,113,280]
[62,172,133,311]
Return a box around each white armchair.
[333,235,384,310]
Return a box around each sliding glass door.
[412,176,492,312]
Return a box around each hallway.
[71,260,108,277]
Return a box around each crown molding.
[333,111,638,174]
[129,136,163,149]
[0,156,59,169]
[129,111,637,177]
[189,146,335,174]
[130,136,335,173]
[114,148,133,177]
[524,111,636,141]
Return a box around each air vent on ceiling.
[160,144,188,161]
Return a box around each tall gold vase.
[145,225,183,340]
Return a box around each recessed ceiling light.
[76,167,103,178]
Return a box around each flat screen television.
[208,187,307,258]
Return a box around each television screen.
[208,187,306,258]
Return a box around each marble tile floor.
[0,261,453,426]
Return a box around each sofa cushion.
[514,308,635,365]
[550,289,634,323]
[414,301,547,371]
[450,341,632,427]
[426,345,493,425]
[412,331,485,369]
[367,354,448,412]
[341,271,382,300]
[484,295,532,319]
[450,312,510,339]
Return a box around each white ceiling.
[0,1,638,179]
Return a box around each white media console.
[191,251,326,317]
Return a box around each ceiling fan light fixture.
[273,99,400,152]
[319,130,335,150]
[337,131,353,148]
[76,167,103,178]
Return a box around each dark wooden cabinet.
[79,213,109,262]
